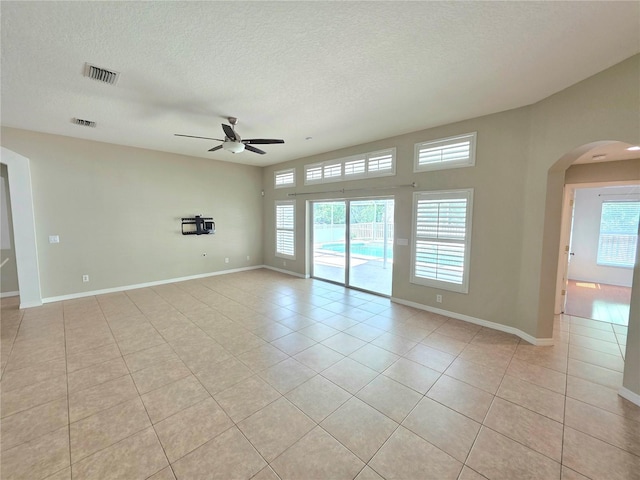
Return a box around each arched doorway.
[540,140,640,406]
[1,147,42,307]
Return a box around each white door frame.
[1,147,42,307]
[555,185,575,314]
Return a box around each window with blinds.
[275,201,295,259]
[274,168,295,188]
[344,157,366,176]
[414,132,476,172]
[304,148,395,184]
[597,201,639,268]
[411,189,473,293]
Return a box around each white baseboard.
[41,265,264,303]
[390,297,554,346]
[20,300,43,308]
[0,291,19,298]
[262,265,310,279]
[619,387,640,407]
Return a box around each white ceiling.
[1,2,639,167]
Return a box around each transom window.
[411,189,474,293]
[274,168,295,188]
[414,132,476,172]
[304,148,395,185]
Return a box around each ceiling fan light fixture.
[223,140,245,153]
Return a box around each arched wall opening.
[539,140,640,405]
[1,147,42,307]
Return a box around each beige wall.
[263,106,531,328]
[1,163,19,294]
[565,159,640,184]
[1,127,264,298]
[524,55,639,338]
[263,54,640,342]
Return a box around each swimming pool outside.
[320,242,393,259]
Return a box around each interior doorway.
[558,183,639,327]
[311,198,394,296]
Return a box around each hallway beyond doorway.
[565,280,631,326]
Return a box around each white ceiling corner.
[1,1,639,167]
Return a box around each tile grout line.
[63,300,72,478]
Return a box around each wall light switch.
[397,238,409,246]
[49,235,60,244]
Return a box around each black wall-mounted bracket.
[181,216,215,235]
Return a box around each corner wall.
[1,127,264,299]
[523,55,639,338]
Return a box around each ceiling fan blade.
[175,134,223,141]
[222,124,237,141]
[244,144,266,155]
[243,139,285,145]
[208,145,223,152]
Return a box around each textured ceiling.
[1,1,639,167]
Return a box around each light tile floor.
[565,280,631,326]
[1,269,639,479]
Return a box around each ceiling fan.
[175,117,284,155]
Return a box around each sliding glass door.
[312,198,394,296]
[312,201,347,284]
[348,199,394,295]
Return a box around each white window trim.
[275,200,296,259]
[274,168,296,189]
[410,188,474,293]
[304,148,396,185]
[596,200,639,269]
[414,132,477,173]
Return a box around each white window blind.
[344,157,366,176]
[411,189,473,293]
[323,163,342,179]
[414,132,476,172]
[597,201,639,268]
[275,201,295,259]
[367,151,394,172]
[305,164,323,184]
[304,149,395,184]
[274,168,295,188]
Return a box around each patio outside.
[312,200,394,296]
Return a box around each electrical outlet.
[82,275,89,283]
[49,235,60,244]
[246,255,250,261]
[224,257,229,264]
[436,294,442,303]
[283,261,287,266]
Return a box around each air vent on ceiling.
[84,63,120,85]
[72,118,96,128]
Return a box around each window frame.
[304,148,396,185]
[410,188,474,293]
[275,200,296,260]
[414,132,477,173]
[596,200,639,269]
[274,168,296,189]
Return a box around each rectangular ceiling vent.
[84,63,120,85]
[72,118,96,128]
